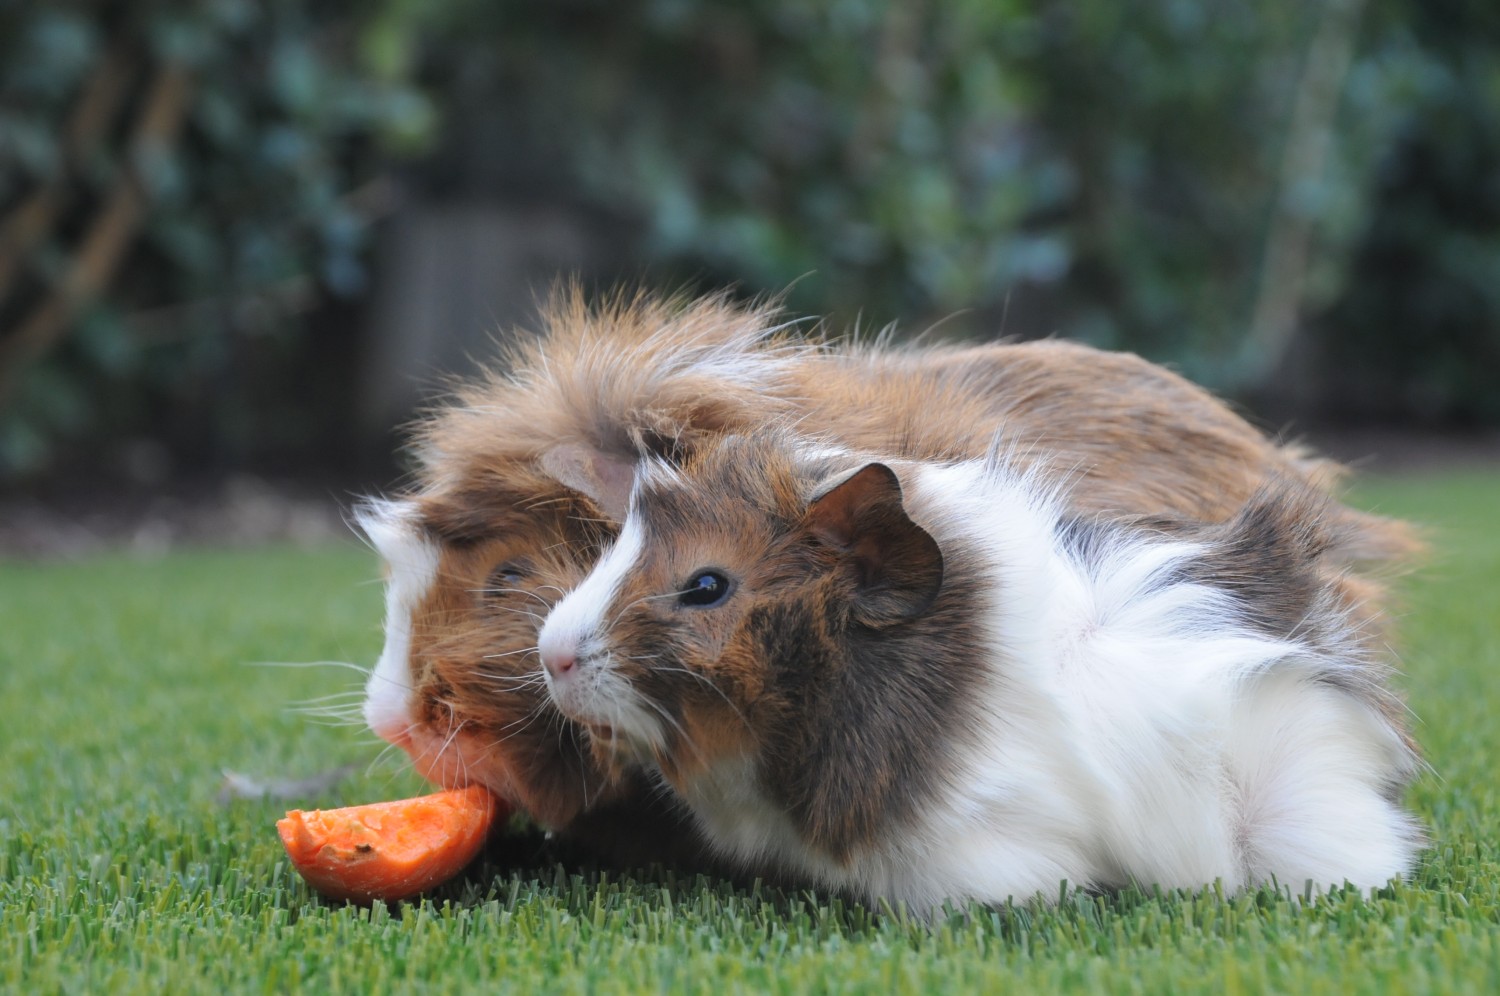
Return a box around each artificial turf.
[3,472,1498,993]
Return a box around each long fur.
[357,287,1422,868]
[536,432,1424,913]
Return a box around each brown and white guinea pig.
[534,429,1425,912]
[356,288,808,850]
[357,286,1418,858]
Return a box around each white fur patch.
[635,458,1421,914]
[356,500,439,745]
[537,510,664,752]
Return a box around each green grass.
[4,472,1499,994]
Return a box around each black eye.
[678,570,733,608]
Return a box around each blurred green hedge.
[0,1,430,478]
[2,0,1498,481]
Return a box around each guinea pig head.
[356,472,623,829]
[353,289,803,830]
[536,436,969,864]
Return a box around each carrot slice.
[277,785,506,902]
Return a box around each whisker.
[286,693,369,708]
[370,738,424,793]
[418,704,468,783]
[473,672,550,690]
[646,665,754,734]
[468,586,556,608]
[286,702,368,716]
[287,688,368,701]
[481,645,542,660]
[250,659,371,675]
[492,606,546,625]
[607,590,680,631]
[638,696,704,764]
[296,714,368,727]
[285,696,368,713]
[480,696,558,746]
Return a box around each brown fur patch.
[380,287,1421,860]
[785,338,1421,567]
[391,288,797,829]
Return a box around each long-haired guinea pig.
[358,289,804,860]
[535,429,1425,912]
[359,286,1418,863]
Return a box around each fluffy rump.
[866,460,1425,910]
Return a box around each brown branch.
[1240,0,1367,388]
[0,62,193,397]
[0,46,136,305]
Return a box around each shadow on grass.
[284,815,1422,953]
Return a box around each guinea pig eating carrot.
[357,287,1418,870]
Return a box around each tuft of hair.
[411,284,812,496]
[1169,476,1421,757]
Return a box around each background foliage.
[1,0,1497,482]
[0,1,429,478]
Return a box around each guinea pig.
[357,288,806,858]
[359,286,1418,866]
[534,429,1425,912]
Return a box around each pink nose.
[543,648,577,679]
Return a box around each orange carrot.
[277,785,506,902]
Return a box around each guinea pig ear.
[540,443,636,522]
[803,463,944,627]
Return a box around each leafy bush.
[1315,0,1500,423]
[390,0,1323,356]
[0,1,431,477]
[381,0,1500,399]
[3,0,1498,482]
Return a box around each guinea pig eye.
[678,570,732,608]
[485,561,530,591]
